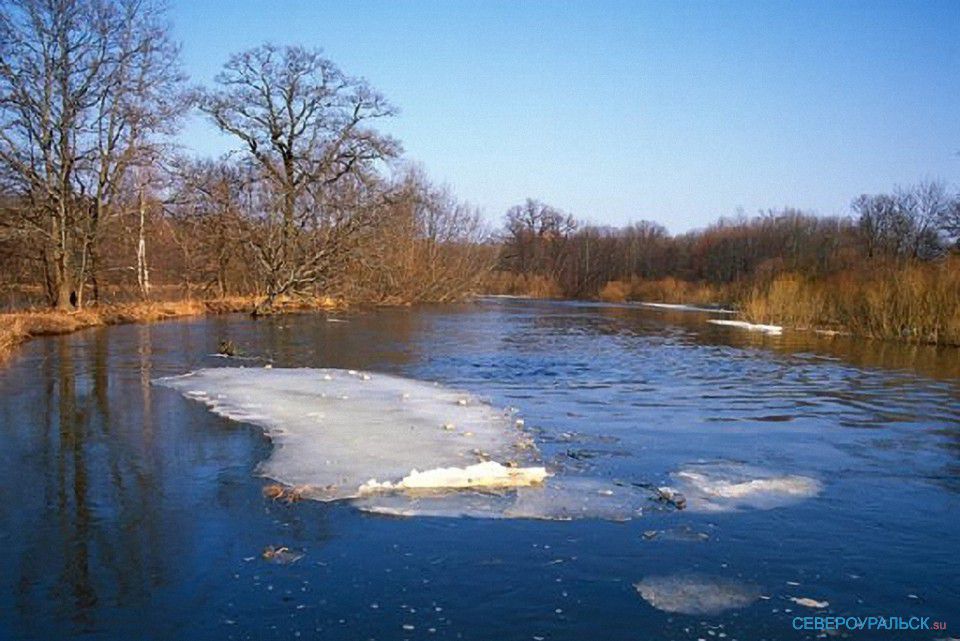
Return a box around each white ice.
[671,462,821,512]
[359,461,548,494]
[638,302,737,314]
[707,319,784,334]
[635,574,760,615]
[156,367,542,500]
[354,477,648,521]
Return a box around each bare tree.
[197,44,400,314]
[502,199,577,275]
[0,0,185,308]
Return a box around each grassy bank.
[484,257,960,347]
[0,296,341,359]
[741,258,960,346]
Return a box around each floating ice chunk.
[790,597,829,609]
[639,302,737,314]
[672,462,820,512]
[707,319,783,335]
[359,461,548,494]
[635,574,760,615]
[155,368,539,500]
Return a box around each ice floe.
[671,462,821,512]
[707,319,783,335]
[156,367,542,501]
[635,574,760,615]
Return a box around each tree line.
[487,184,960,344]
[0,0,491,313]
[490,181,960,300]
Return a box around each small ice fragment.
[264,363,273,369]
[515,418,525,427]
[635,574,759,615]
[323,374,333,381]
[443,423,456,431]
[789,597,829,609]
[362,374,371,381]
[457,398,468,406]
[707,319,783,335]
[672,462,820,512]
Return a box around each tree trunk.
[136,188,150,301]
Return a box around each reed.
[599,277,728,306]
[741,257,960,345]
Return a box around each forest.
[0,0,492,317]
[487,185,960,345]
[1,0,958,347]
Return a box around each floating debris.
[655,486,687,510]
[217,340,238,356]
[261,546,303,565]
[262,483,310,503]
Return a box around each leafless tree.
[0,0,185,308]
[197,44,400,314]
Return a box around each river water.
[1,297,958,640]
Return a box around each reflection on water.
[0,297,958,640]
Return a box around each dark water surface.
[1,298,958,640]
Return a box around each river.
[1,297,957,640]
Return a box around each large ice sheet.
[156,368,541,500]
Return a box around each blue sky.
[171,0,959,232]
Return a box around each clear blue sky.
[171,0,959,232]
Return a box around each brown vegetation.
[0,2,492,316]
[0,296,340,359]
[488,186,960,345]
[743,259,960,345]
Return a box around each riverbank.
[483,257,960,347]
[0,296,342,359]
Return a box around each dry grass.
[0,295,343,359]
[599,277,728,306]
[481,271,564,298]
[741,258,960,345]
